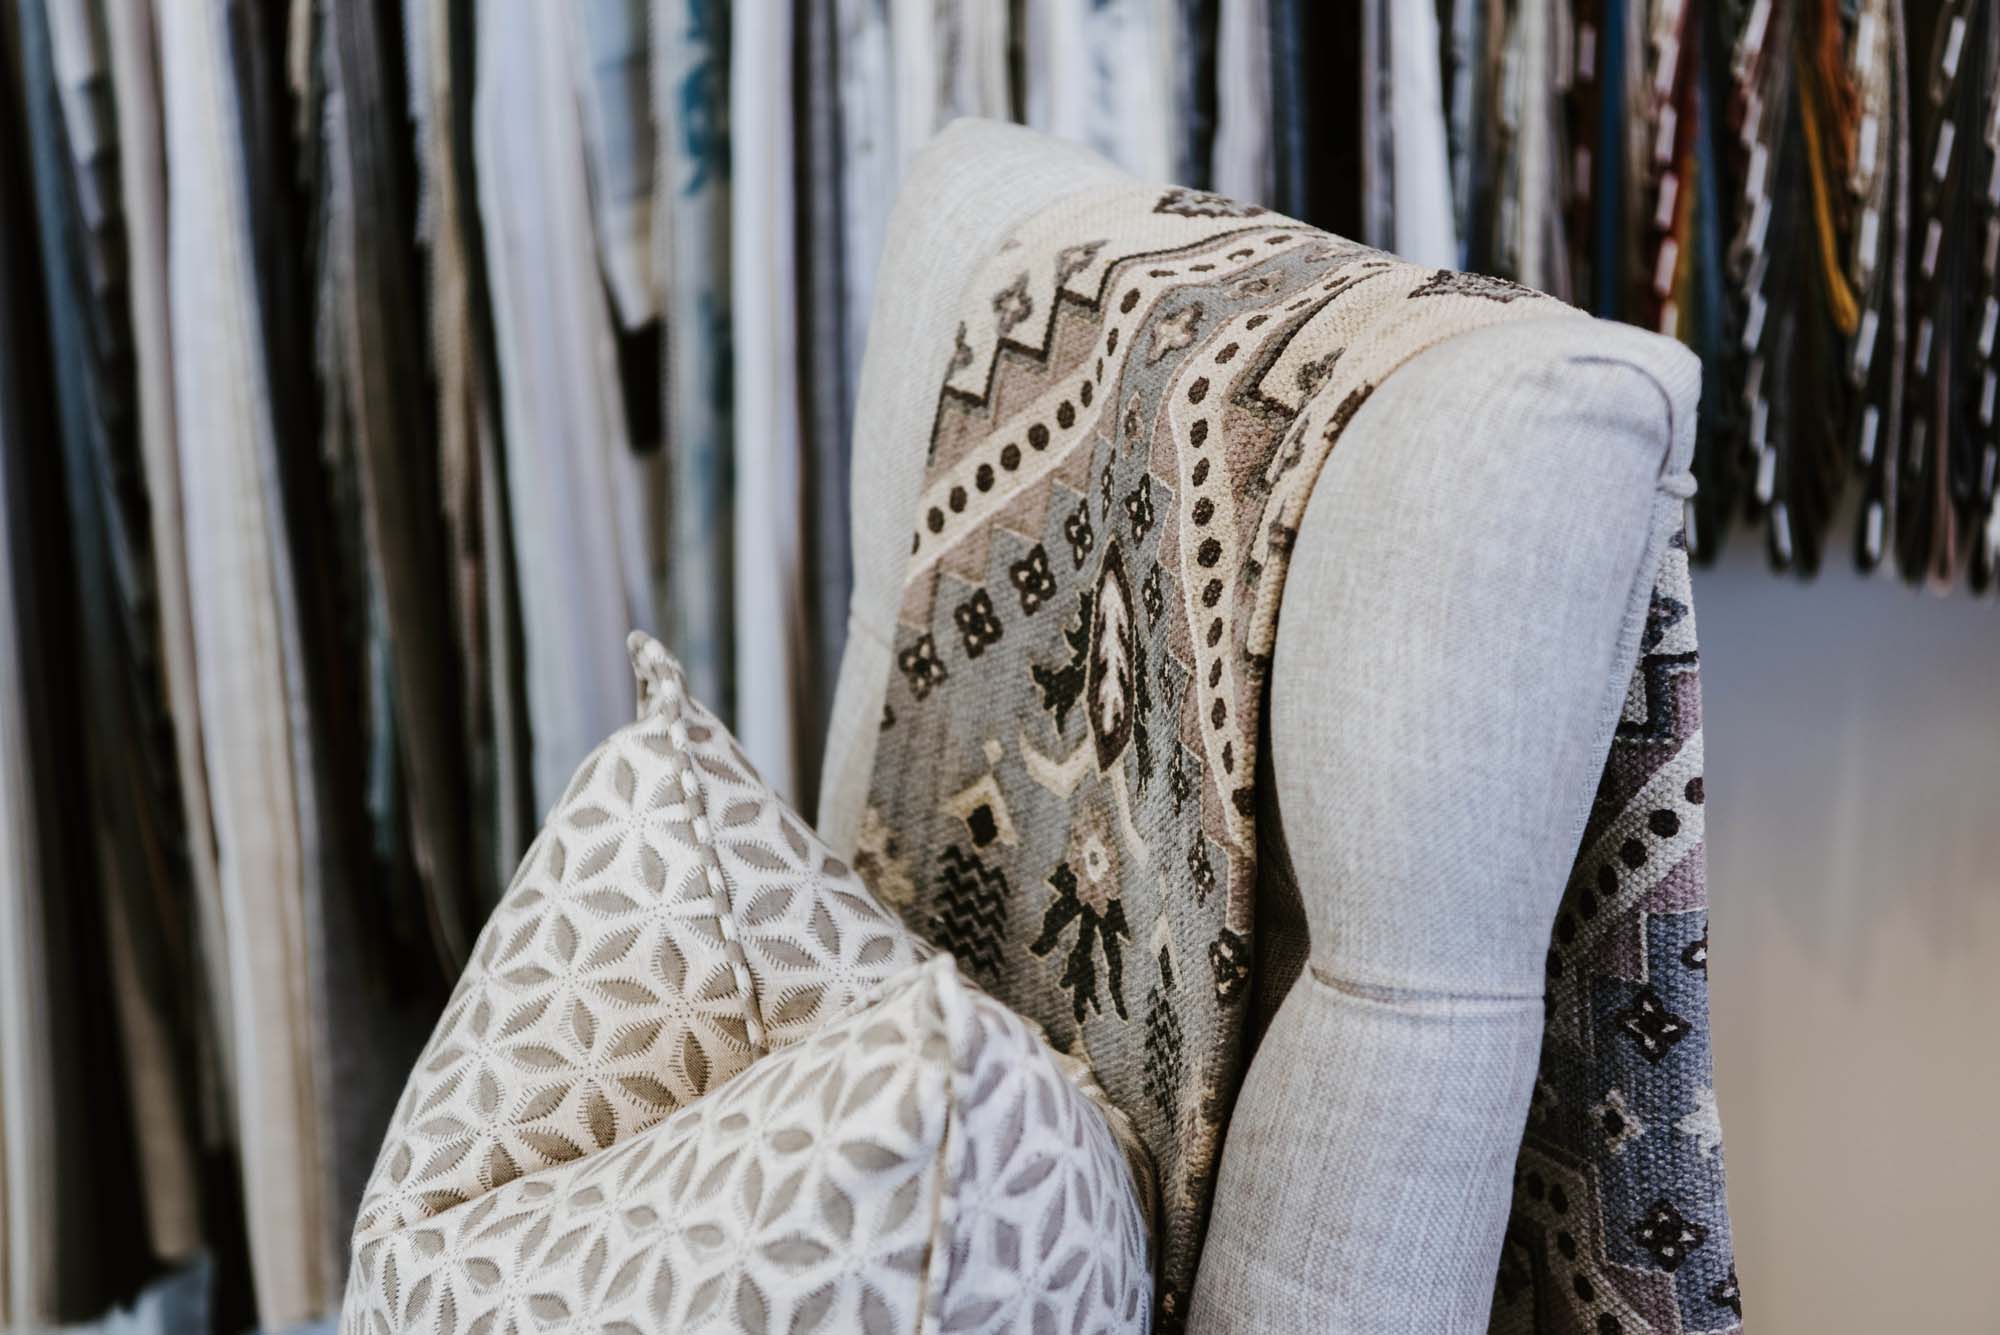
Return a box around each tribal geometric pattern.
[1493,537,1741,1335]
[864,182,1739,1332]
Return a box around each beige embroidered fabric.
[860,177,1572,1322]
[343,635,1152,1333]
[831,122,1739,1334]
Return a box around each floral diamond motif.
[1153,187,1266,219]
[1009,543,1056,614]
[1125,475,1155,543]
[1405,268,1542,303]
[1054,239,1106,287]
[953,589,1003,658]
[1208,929,1250,1007]
[1629,1198,1706,1272]
[1710,1265,1743,1317]
[1148,303,1204,363]
[1141,563,1164,626]
[1590,1088,1646,1156]
[1614,986,1690,1064]
[1065,497,1095,569]
[897,633,948,700]
[992,271,1033,332]
[1186,840,1216,905]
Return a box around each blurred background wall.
[1700,551,2000,1333]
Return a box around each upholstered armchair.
[822,121,1734,1335]
[345,120,1736,1335]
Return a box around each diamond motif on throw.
[1054,239,1106,287]
[1009,543,1057,614]
[992,271,1033,333]
[1629,1198,1706,1272]
[1065,497,1095,569]
[1710,1265,1744,1317]
[1125,475,1155,542]
[953,588,1003,658]
[1404,268,1542,303]
[1681,930,1709,971]
[1208,929,1249,1007]
[1152,187,1265,218]
[1590,1088,1645,1156]
[896,632,948,700]
[1186,839,1216,905]
[1141,563,1165,626]
[926,845,1010,987]
[1614,986,1691,1063]
[1149,303,1205,363]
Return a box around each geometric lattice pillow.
[348,635,934,1242]
[340,634,1152,1333]
[342,954,1154,1334]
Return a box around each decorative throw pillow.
[342,634,1152,1333]
[349,634,932,1241]
[343,955,1152,1334]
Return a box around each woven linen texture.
[862,181,1739,1333]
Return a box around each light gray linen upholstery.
[1190,319,1699,1332]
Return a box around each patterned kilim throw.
[861,183,1740,1332]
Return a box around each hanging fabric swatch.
[730,0,810,803]
[158,0,335,1319]
[101,0,239,1141]
[1388,0,1461,267]
[655,0,738,718]
[402,0,535,895]
[475,0,661,812]
[571,0,661,332]
[312,0,479,972]
[1022,0,1178,181]
[1212,0,1275,204]
[37,0,212,1282]
[1897,0,1998,586]
[798,0,855,779]
[3,11,161,1318]
[890,0,1012,177]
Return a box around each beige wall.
[1696,547,2000,1332]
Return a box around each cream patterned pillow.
[349,635,931,1241]
[343,955,1152,1334]
[342,635,1152,1334]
